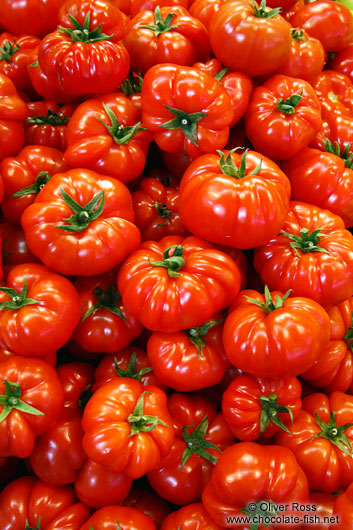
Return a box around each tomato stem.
[324,139,353,169]
[183,319,223,357]
[277,91,303,114]
[244,285,292,314]
[154,201,173,226]
[252,0,281,18]
[128,391,169,436]
[0,39,20,61]
[11,171,52,198]
[217,148,262,179]
[114,351,152,382]
[181,415,221,467]
[58,12,115,43]
[0,280,40,311]
[26,109,70,126]
[259,393,293,434]
[279,227,330,257]
[148,244,185,277]
[82,285,126,322]
[310,411,353,456]
[120,71,143,96]
[291,28,308,41]
[0,380,44,423]
[96,103,146,145]
[139,6,178,36]
[160,105,207,146]
[56,187,105,232]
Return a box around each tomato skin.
[277,392,353,493]
[124,488,171,529]
[65,93,152,183]
[313,70,353,122]
[25,101,75,151]
[223,289,330,378]
[0,34,40,92]
[82,379,174,478]
[1,145,68,225]
[201,442,309,528]
[245,75,322,160]
[254,202,353,309]
[0,0,66,38]
[147,315,230,391]
[72,273,143,354]
[0,73,28,160]
[117,235,241,332]
[21,169,141,277]
[289,0,353,52]
[161,503,222,529]
[209,0,292,77]
[178,150,290,249]
[130,0,188,18]
[141,64,234,157]
[332,482,353,529]
[0,357,64,458]
[330,44,353,84]
[222,374,302,441]
[80,506,156,530]
[0,476,90,530]
[125,6,210,75]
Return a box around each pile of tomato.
[3,0,353,528]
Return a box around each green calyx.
[56,187,105,232]
[243,285,292,315]
[344,314,353,351]
[0,380,44,423]
[139,6,178,36]
[277,91,304,115]
[96,103,146,145]
[279,227,330,258]
[25,109,70,126]
[82,285,126,322]
[0,39,20,61]
[259,393,293,434]
[0,280,40,311]
[154,201,173,226]
[159,105,207,146]
[214,68,229,83]
[148,244,185,277]
[58,12,115,43]
[217,148,262,179]
[324,139,353,169]
[310,411,353,457]
[291,28,308,41]
[89,525,121,530]
[128,391,169,436]
[253,0,281,18]
[181,415,221,468]
[114,351,152,382]
[183,319,223,357]
[11,171,51,198]
[242,500,277,530]
[120,71,143,96]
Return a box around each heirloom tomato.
[80,506,156,530]
[0,73,28,160]
[313,70,353,121]
[0,0,66,38]
[124,488,171,528]
[161,503,222,530]
[82,378,174,478]
[130,0,188,18]
[254,202,353,308]
[330,44,353,84]
[179,148,290,249]
[0,357,64,458]
[277,392,353,493]
[21,169,141,277]
[0,33,40,92]
[332,482,353,529]
[118,235,241,332]
[0,476,90,529]
[25,100,74,151]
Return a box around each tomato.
[0,476,90,529]
[277,392,353,493]
[0,33,40,92]
[93,346,166,392]
[223,287,330,378]
[25,101,75,151]
[124,6,210,75]
[28,362,94,486]
[80,506,156,530]
[202,442,309,528]
[0,73,28,160]
[0,263,80,356]
[302,297,353,393]
[21,169,141,277]
[273,28,325,82]
[178,149,290,249]
[147,314,230,391]
[313,70,353,122]
[1,225,41,279]
[141,64,234,158]
[253,202,353,308]
[0,0,66,38]
[310,112,353,155]
[71,273,143,354]
[147,392,234,505]
[124,488,171,529]
[245,75,322,160]
[289,0,353,52]
[209,0,292,77]
[132,177,189,241]
[82,378,174,478]
[330,44,353,84]
[130,0,188,18]
[64,93,152,183]
[302,493,335,530]
[161,503,222,530]
[1,145,68,225]
[0,357,64,458]
[332,482,353,529]
[222,374,302,441]
[117,235,241,332]
[74,458,133,508]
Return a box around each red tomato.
[332,482,353,529]
[209,0,292,77]
[313,70,353,122]
[124,488,171,529]
[25,100,75,151]
[0,476,90,529]
[0,73,28,160]
[130,0,188,18]
[254,202,353,308]
[80,506,156,530]
[117,235,241,332]
[178,149,290,249]
[161,503,222,529]
[0,357,64,458]
[82,378,174,478]
[0,33,40,92]
[21,169,141,277]
[330,44,353,84]
[1,226,41,279]
[0,0,66,38]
